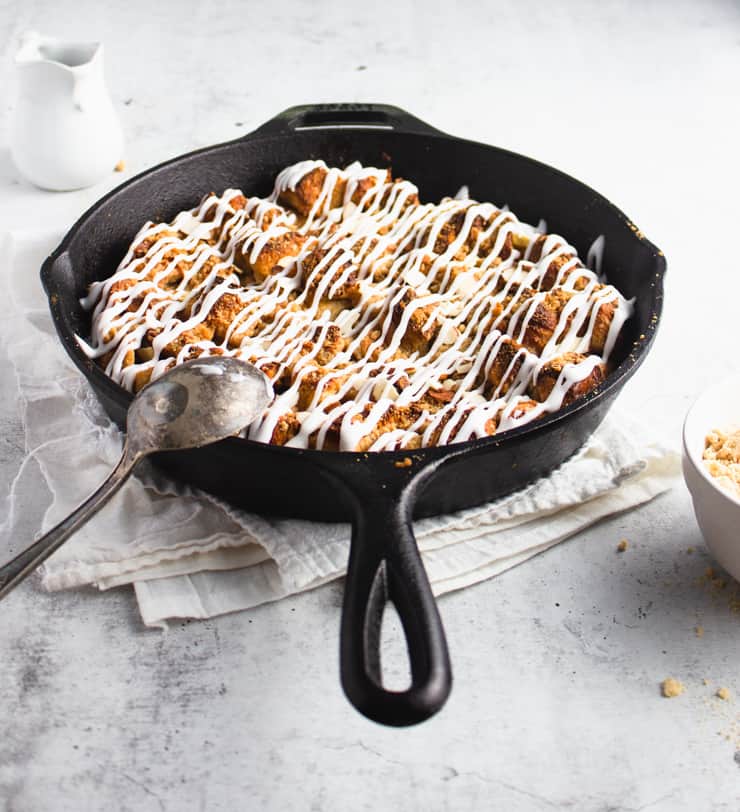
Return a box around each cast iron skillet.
[41,103,665,727]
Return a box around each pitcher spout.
[16,30,101,71]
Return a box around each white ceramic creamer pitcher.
[11,32,124,191]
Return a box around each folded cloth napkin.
[0,232,681,627]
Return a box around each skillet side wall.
[45,128,661,521]
[91,376,616,522]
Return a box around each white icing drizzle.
[79,161,634,451]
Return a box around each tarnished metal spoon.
[0,357,273,601]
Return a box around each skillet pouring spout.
[316,454,457,726]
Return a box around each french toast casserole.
[79,160,633,452]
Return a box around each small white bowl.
[683,376,740,581]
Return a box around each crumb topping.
[703,427,740,498]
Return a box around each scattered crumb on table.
[717,687,731,701]
[114,159,126,172]
[617,539,629,553]
[695,625,704,638]
[696,565,740,613]
[661,677,684,698]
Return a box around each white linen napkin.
[0,232,681,627]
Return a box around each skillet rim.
[40,114,666,464]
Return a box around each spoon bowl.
[128,357,274,455]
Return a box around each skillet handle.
[340,485,452,727]
[249,103,442,138]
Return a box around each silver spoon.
[0,357,273,601]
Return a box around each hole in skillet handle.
[327,457,453,727]
[248,103,444,138]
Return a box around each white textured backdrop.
[1,1,739,810]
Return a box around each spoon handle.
[0,445,139,602]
